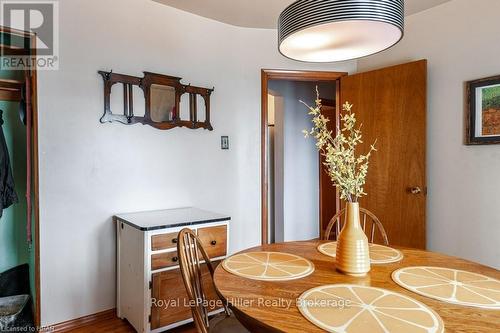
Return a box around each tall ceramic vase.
[336,202,371,276]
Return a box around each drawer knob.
[172,256,178,262]
[211,240,217,246]
[172,238,178,244]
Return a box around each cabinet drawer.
[151,232,179,251]
[197,225,227,258]
[151,251,179,270]
[151,261,222,329]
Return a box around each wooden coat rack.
[98,70,214,131]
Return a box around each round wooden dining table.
[213,240,500,332]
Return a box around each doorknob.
[409,187,422,194]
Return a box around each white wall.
[359,0,500,269]
[37,0,355,326]
[268,81,335,242]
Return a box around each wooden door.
[319,98,339,239]
[340,60,427,248]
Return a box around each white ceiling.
[153,0,452,29]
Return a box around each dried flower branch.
[302,87,377,203]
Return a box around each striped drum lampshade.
[278,0,404,62]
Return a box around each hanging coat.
[0,109,18,218]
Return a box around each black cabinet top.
[115,207,230,231]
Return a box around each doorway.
[261,70,347,245]
[261,61,427,248]
[0,26,40,328]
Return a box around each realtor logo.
[0,0,59,70]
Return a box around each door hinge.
[149,281,152,289]
[148,314,151,323]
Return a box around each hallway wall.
[268,80,335,242]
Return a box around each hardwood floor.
[64,316,197,333]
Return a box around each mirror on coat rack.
[150,84,176,123]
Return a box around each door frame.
[0,25,41,327]
[260,69,347,245]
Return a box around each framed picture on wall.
[466,75,500,144]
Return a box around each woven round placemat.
[298,284,444,333]
[392,266,500,309]
[222,251,314,281]
[318,241,403,264]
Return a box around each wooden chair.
[177,228,249,333]
[324,208,389,245]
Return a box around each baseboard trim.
[51,308,116,332]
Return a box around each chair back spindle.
[324,207,389,245]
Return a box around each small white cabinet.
[115,207,230,333]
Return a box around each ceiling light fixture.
[278,0,404,62]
